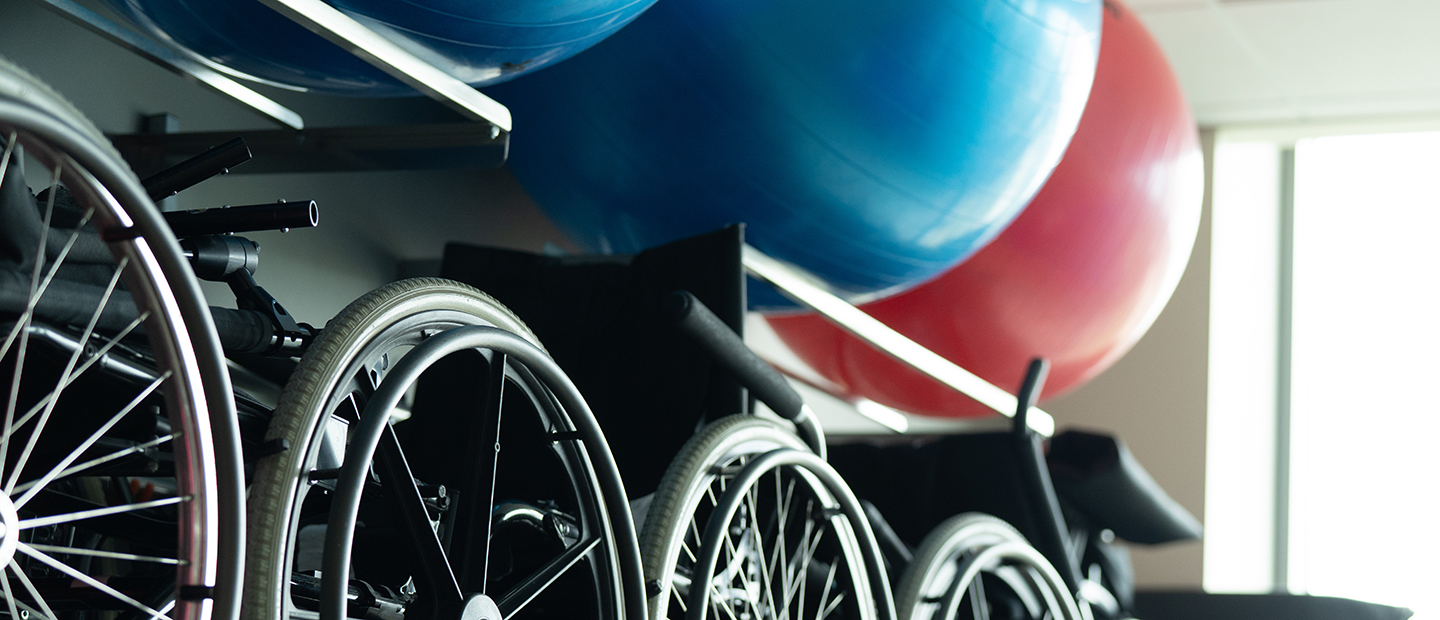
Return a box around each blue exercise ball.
[102,0,659,96]
[488,0,1103,308]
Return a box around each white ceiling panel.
[1129,0,1440,126]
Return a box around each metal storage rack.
[31,0,1055,437]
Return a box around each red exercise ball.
[767,0,1203,417]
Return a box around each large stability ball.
[102,0,658,96]
[487,0,1102,307]
[768,0,1204,417]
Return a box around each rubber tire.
[641,414,876,620]
[896,513,1068,620]
[243,277,544,620]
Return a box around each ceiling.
[1128,0,1440,127]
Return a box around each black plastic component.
[1048,430,1203,545]
[180,235,260,281]
[439,226,747,499]
[209,305,276,355]
[861,499,913,573]
[163,200,318,239]
[116,123,508,176]
[225,270,314,356]
[1010,358,1083,596]
[664,290,804,421]
[140,136,250,201]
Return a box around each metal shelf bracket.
[742,244,1057,437]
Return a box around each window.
[1207,131,1440,617]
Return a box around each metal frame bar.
[1274,146,1296,593]
[254,0,512,131]
[741,244,1056,437]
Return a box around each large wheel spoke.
[18,543,172,620]
[458,351,506,592]
[6,257,127,494]
[14,369,168,508]
[495,533,600,618]
[19,494,186,529]
[0,162,57,485]
[9,559,60,620]
[27,543,184,565]
[968,563,991,620]
[13,432,176,494]
[374,421,463,606]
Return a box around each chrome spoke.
[772,474,796,620]
[28,543,185,565]
[18,543,172,620]
[19,494,186,530]
[7,312,149,439]
[11,559,61,620]
[0,202,94,363]
[14,369,169,508]
[744,479,780,619]
[1,564,21,620]
[6,257,127,494]
[815,546,838,620]
[0,164,59,484]
[823,563,840,620]
[791,503,823,620]
[13,432,176,494]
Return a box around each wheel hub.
[457,593,501,620]
[0,491,19,566]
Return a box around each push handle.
[162,200,319,238]
[665,290,802,418]
[664,290,825,457]
[141,136,251,201]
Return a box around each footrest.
[1047,430,1202,544]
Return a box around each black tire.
[641,415,889,620]
[0,57,235,620]
[895,514,1080,620]
[244,278,632,620]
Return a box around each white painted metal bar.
[32,0,305,130]
[255,0,513,131]
[741,244,1055,437]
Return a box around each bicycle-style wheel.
[641,415,891,620]
[894,514,1080,620]
[0,57,236,620]
[244,278,640,620]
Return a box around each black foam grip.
[664,290,804,420]
[209,306,273,355]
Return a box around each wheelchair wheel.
[895,514,1081,620]
[0,58,236,620]
[244,278,639,620]
[641,415,891,620]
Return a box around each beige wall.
[1045,128,1215,589]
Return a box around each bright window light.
[1288,132,1440,617]
[1205,140,1281,594]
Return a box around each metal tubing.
[162,200,318,238]
[140,137,251,202]
[254,0,512,131]
[741,244,1055,437]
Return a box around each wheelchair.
[0,56,642,620]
